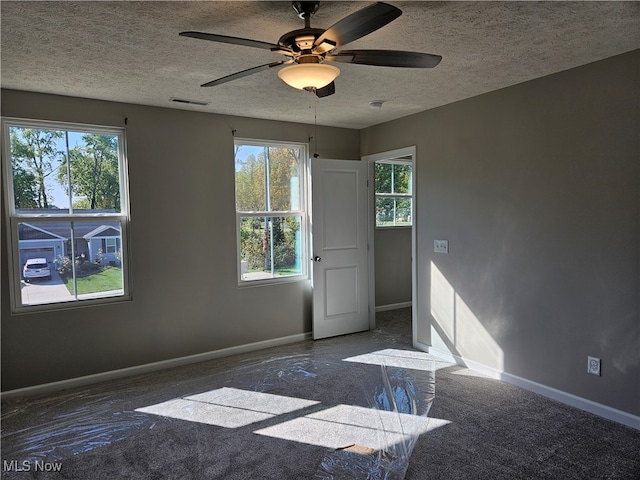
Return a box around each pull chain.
[307,89,320,158]
[313,94,319,158]
[306,89,320,158]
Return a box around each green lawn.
[62,267,122,295]
[274,266,301,276]
[246,266,301,276]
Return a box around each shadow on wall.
[429,261,504,371]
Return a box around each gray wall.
[1,90,360,391]
[361,50,639,416]
[374,228,412,307]
[2,50,638,418]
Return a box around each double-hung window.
[234,139,307,283]
[374,160,413,227]
[2,118,131,311]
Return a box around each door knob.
[313,256,322,262]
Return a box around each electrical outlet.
[587,356,601,376]
[434,239,449,254]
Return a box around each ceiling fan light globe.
[278,63,340,90]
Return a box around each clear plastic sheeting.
[0,353,323,467]
[233,353,319,392]
[1,387,155,463]
[315,352,436,480]
[1,410,151,462]
[1,325,437,479]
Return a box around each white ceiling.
[2,1,639,129]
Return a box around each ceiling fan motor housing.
[278,29,325,53]
[297,54,322,64]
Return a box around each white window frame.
[234,138,308,286]
[374,159,413,228]
[2,117,132,312]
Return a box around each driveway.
[21,269,74,306]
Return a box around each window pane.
[267,147,301,211]
[235,145,266,211]
[376,197,395,226]
[10,127,69,212]
[18,220,124,306]
[67,132,122,213]
[239,216,303,281]
[375,197,412,227]
[393,164,412,194]
[395,198,412,225]
[374,162,392,194]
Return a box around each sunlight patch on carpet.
[135,387,319,428]
[254,404,450,450]
[343,348,435,372]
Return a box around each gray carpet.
[2,308,639,479]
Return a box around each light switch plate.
[434,239,449,254]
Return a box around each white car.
[23,258,51,281]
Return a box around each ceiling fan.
[179,1,442,98]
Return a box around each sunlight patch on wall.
[135,387,320,428]
[430,261,504,371]
[254,404,450,450]
[430,263,456,341]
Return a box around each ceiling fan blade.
[313,2,402,54]
[179,31,279,51]
[315,82,336,98]
[326,50,442,68]
[201,61,288,87]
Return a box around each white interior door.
[311,158,369,340]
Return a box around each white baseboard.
[1,332,312,400]
[426,346,640,430]
[375,301,412,312]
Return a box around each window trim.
[2,117,132,313]
[374,158,413,228]
[234,138,308,286]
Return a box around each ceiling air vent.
[170,97,210,106]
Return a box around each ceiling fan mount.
[179,1,442,97]
[291,1,320,20]
[279,1,324,54]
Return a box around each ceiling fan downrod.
[292,1,320,26]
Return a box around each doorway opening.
[364,147,417,343]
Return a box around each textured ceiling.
[2,1,639,129]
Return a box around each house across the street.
[17,211,122,268]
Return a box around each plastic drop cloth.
[1,384,156,464]
[2,337,435,480]
[314,354,435,480]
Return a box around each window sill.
[375,225,412,230]
[237,274,309,288]
[10,294,132,315]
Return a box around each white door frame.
[363,146,418,342]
